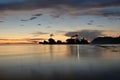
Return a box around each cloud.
[20,25,24,26]
[29,16,37,20]
[33,13,43,16]
[1,0,120,10]
[55,30,68,34]
[50,7,69,18]
[20,17,37,21]
[50,14,61,18]
[56,30,67,33]
[0,38,46,43]
[0,39,26,41]
[0,20,4,22]
[32,31,49,35]
[38,24,41,26]
[65,30,105,40]
[71,8,120,17]
[0,0,120,17]
[46,26,52,28]
[0,38,46,41]
[87,20,94,25]
[27,38,46,41]
[20,19,28,21]
[97,25,104,27]
[32,31,49,37]
[87,23,93,25]
[0,39,8,40]
[0,38,46,40]
[26,38,47,43]
[20,13,42,22]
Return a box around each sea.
[0,44,120,80]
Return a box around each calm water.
[0,44,120,80]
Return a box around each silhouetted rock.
[92,37,120,44]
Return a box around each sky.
[0,0,120,44]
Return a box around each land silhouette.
[39,34,120,44]
[92,36,120,44]
[40,34,89,44]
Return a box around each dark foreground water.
[0,44,120,80]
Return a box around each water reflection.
[67,45,102,59]
[0,44,120,60]
[0,44,120,80]
[67,45,120,60]
[49,45,53,59]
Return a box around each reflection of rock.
[92,37,120,44]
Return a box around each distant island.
[39,34,120,44]
[39,34,89,44]
[91,36,120,44]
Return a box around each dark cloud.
[0,0,120,10]
[87,23,93,25]
[20,19,28,21]
[0,20,4,22]
[65,30,105,40]
[72,9,120,17]
[50,7,68,18]
[50,14,61,18]
[87,20,94,25]
[38,24,41,26]
[101,12,119,17]
[96,10,120,17]
[29,17,37,20]
[21,17,37,22]
[33,13,43,16]
[20,13,42,22]
[0,0,120,17]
